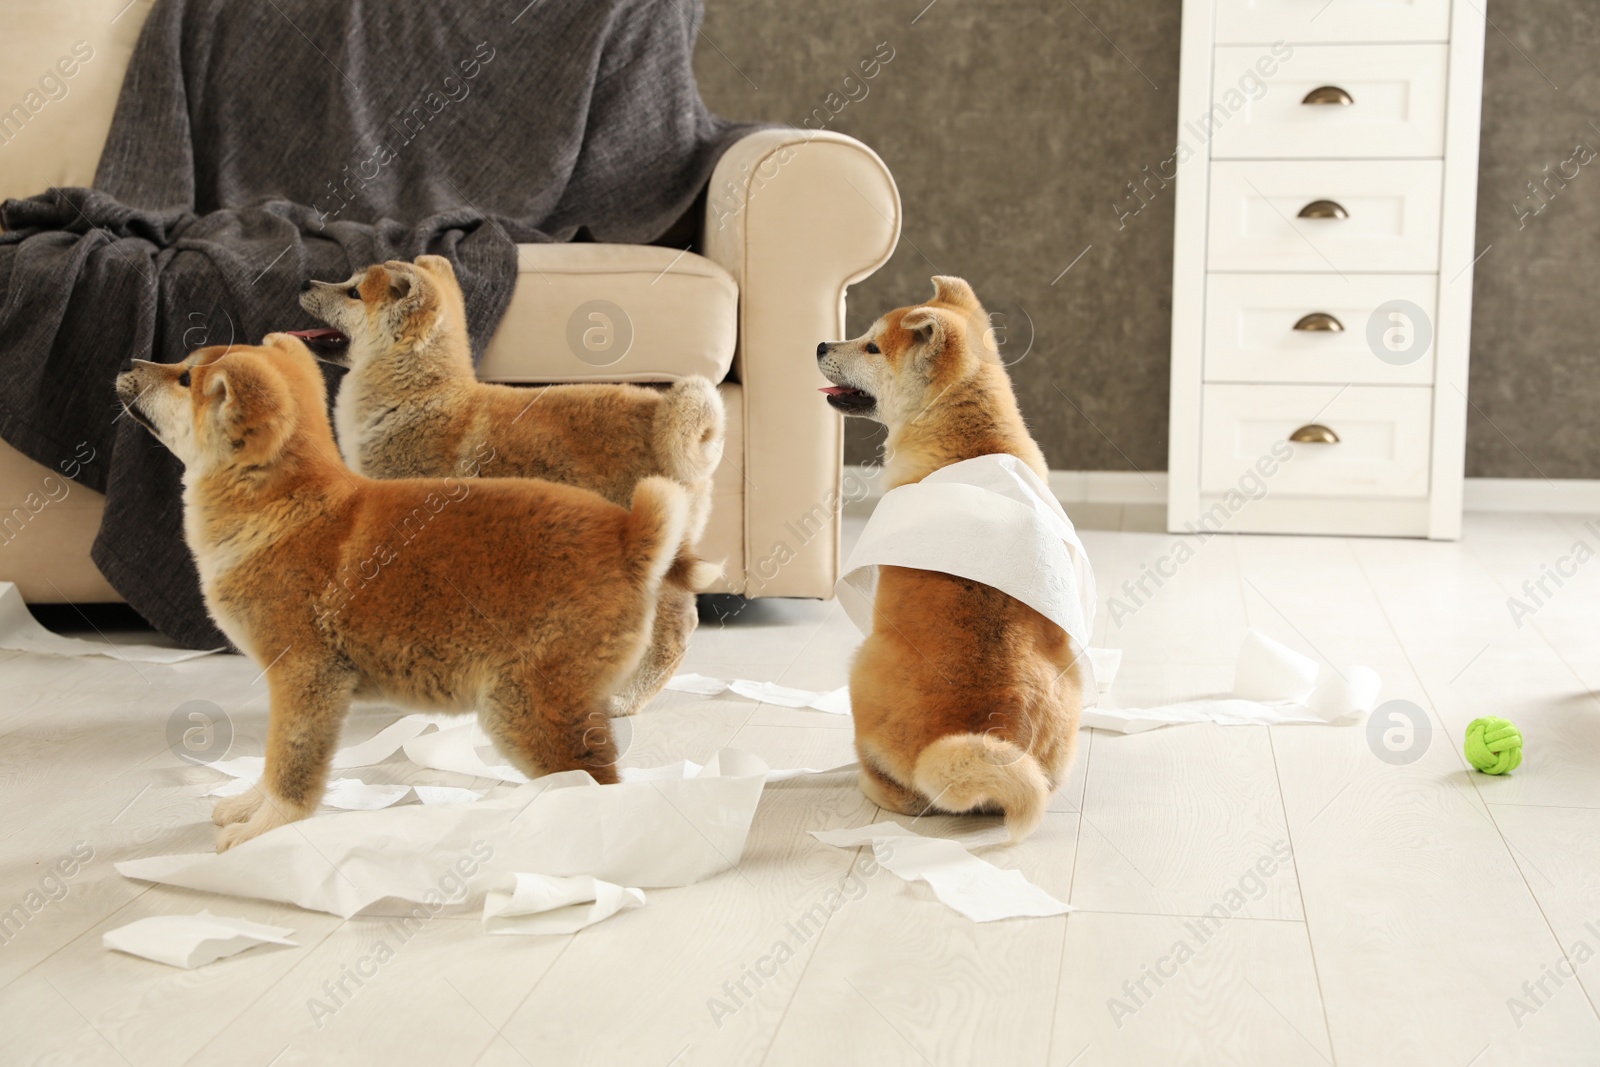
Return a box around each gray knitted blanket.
[0,0,755,647]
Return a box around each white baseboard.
[845,465,1170,506]
[847,466,1600,515]
[1048,470,1168,505]
[1462,478,1600,514]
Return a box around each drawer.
[1204,274,1437,385]
[1210,45,1447,159]
[1216,0,1451,45]
[1207,160,1442,273]
[1201,384,1432,498]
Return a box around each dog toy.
[1464,717,1523,775]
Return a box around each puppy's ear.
[900,306,949,354]
[198,357,294,464]
[928,276,981,314]
[204,364,233,411]
[382,261,438,316]
[415,254,457,282]
[384,264,418,303]
[258,334,331,408]
[381,262,442,346]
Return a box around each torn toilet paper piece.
[206,775,481,809]
[205,776,431,810]
[200,713,456,797]
[663,673,734,697]
[1083,631,1381,734]
[482,873,645,935]
[403,719,532,783]
[1086,647,1122,701]
[0,581,222,662]
[332,713,455,768]
[321,778,414,811]
[103,911,296,968]
[811,822,1071,923]
[620,760,703,782]
[203,776,257,799]
[666,674,851,715]
[201,715,449,779]
[206,756,264,782]
[766,762,858,782]
[204,723,837,812]
[730,679,850,714]
[412,785,485,806]
[622,760,856,783]
[120,750,770,918]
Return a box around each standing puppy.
[117,335,695,851]
[817,277,1084,842]
[298,256,723,715]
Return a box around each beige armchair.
[0,2,901,607]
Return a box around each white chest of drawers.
[1166,0,1487,539]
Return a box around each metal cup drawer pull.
[1289,423,1341,445]
[1293,312,1345,332]
[1301,85,1355,106]
[1297,199,1349,219]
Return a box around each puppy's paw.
[216,820,259,853]
[212,787,265,826]
[215,794,308,853]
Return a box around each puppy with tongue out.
[814,276,1086,843]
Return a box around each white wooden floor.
[3,508,1600,1066]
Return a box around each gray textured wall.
[1467,3,1600,479]
[693,1,1597,477]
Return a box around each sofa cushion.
[477,244,738,385]
[0,3,147,201]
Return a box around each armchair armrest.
[702,129,900,597]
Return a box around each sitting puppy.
[817,277,1084,842]
[116,334,700,851]
[298,256,723,716]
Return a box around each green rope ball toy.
[1465,717,1523,775]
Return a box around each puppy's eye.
[347,287,362,300]
[864,341,881,354]
[177,370,191,388]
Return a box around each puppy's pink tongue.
[819,386,859,396]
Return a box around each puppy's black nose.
[300,279,313,292]
[816,342,828,359]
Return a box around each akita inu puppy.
[117,335,700,851]
[817,276,1083,842]
[297,256,724,716]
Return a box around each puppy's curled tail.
[666,551,723,595]
[624,477,694,592]
[912,734,1051,843]
[653,376,725,488]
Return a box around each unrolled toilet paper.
[835,454,1379,733]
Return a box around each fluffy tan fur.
[116,335,693,851]
[817,276,1083,842]
[299,255,724,715]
